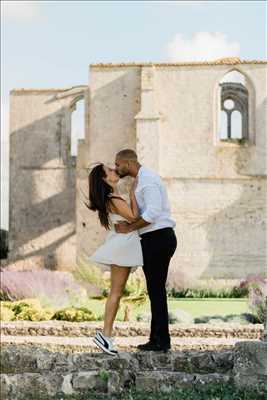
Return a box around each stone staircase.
[0,321,265,399]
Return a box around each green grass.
[167,298,248,317]
[86,298,249,321]
[1,297,249,323]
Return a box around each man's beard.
[117,172,129,178]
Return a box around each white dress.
[88,212,144,273]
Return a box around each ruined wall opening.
[70,97,85,163]
[218,70,249,141]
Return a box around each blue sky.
[1,0,266,229]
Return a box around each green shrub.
[52,307,97,322]
[168,309,194,324]
[11,298,42,315]
[122,272,147,297]
[242,275,267,323]
[194,313,256,324]
[2,298,54,321]
[16,307,54,321]
[0,303,15,321]
[168,286,248,299]
[0,299,98,322]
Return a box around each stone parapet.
[0,345,233,399]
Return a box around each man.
[114,149,177,352]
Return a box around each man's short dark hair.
[116,149,138,161]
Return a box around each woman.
[85,163,143,355]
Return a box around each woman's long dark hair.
[84,163,113,230]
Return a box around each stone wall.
[1,342,267,399]
[0,345,234,399]
[5,61,267,281]
[78,62,267,283]
[5,87,87,271]
[156,64,267,281]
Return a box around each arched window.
[70,98,85,160]
[218,71,249,141]
[231,110,242,139]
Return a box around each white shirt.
[134,166,176,235]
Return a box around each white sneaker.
[93,331,118,356]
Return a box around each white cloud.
[166,32,240,61]
[2,1,41,22]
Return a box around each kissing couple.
[87,149,177,355]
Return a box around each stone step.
[0,343,235,398]
[0,343,235,374]
[3,341,266,399]
[1,320,263,339]
[135,370,231,392]
[1,370,232,399]
[1,334,258,352]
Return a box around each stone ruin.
[1,58,266,288]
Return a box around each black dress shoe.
[137,341,155,351]
[137,342,171,352]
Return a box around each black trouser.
[140,227,177,347]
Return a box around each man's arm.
[115,217,150,233]
[115,183,162,233]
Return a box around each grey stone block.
[72,371,107,392]
[234,341,267,393]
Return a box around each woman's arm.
[109,179,140,223]
[109,197,139,223]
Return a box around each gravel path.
[1,334,258,353]
[1,321,263,339]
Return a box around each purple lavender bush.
[240,274,267,324]
[0,268,100,309]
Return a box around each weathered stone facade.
[4,58,267,284]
